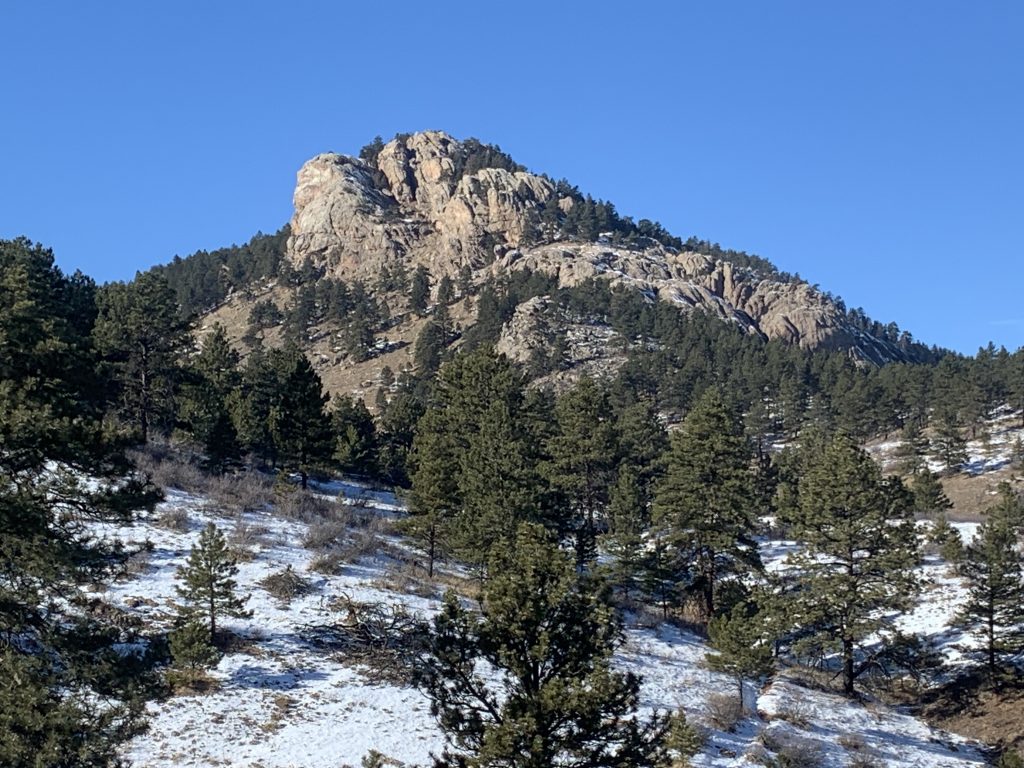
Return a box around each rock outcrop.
[285,131,904,364]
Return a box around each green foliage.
[175,523,252,644]
[151,227,288,316]
[544,377,619,566]
[410,265,431,315]
[652,389,760,620]
[706,602,774,706]
[910,469,952,517]
[331,395,378,475]
[268,350,333,487]
[954,484,1024,673]
[421,523,671,768]
[169,618,220,672]
[781,435,920,695]
[180,323,242,472]
[410,349,551,572]
[0,238,158,765]
[929,514,964,564]
[94,270,191,441]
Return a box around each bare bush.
[156,506,190,532]
[149,458,209,495]
[706,691,744,732]
[310,549,347,575]
[122,548,153,578]
[759,729,823,768]
[300,593,428,684]
[207,473,274,514]
[275,488,336,523]
[259,566,313,604]
[303,520,349,551]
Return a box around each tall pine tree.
[652,388,760,620]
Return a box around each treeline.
[149,226,289,317]
[403,348,1024,695]
[1,239,162,765]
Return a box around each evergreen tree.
[652,389,760,620]
[545,378,619,567]
[0,238,159,766]
[406,408,460,578]
[422,523,671,768]
[331,395,378,476]
[233,344,282,465]
[180,324,242,472]
[910,469,953,518]
[169,618,220,677]
[437,275,455,305]
[414,306,452,377]
[784,435,920,695]
[929,513,964,564]
[94,270,190,441]
[894,419,931,476]
[955,484,1024,674]
[706,601,775,708]
[175,523,252,644]
[269,352,333,488]
[410,265,430,315]
[932,410,968,474]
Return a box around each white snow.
[95,481,991,768]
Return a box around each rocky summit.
[285,130,907,365]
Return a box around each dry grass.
[942,468,1023,520]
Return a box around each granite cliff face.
[286,131,901,364]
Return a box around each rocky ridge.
[286,131,905,364]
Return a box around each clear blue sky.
[2,2,1022,354]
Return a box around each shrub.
[760,729,823,768]
[310,549,347,575]
[156,506,190,532]
[259,566,312,603]
[706,691,743,732]
[303,520,348,551]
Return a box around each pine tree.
[410,265,430,315]
[269,352,333,488]
[0,238,158,765]
[175,523,252,644]
[180,323,242,472]
[652,389,760,620]
[331,395,378,476]
[422,523,671,768]
[169,618,221,676]
[406,408,460,578]
[706,601,775,708]
[932,410,968,474]
[955,484,1024,674]
[894,419,930,476]
[545,378,619,567]
[785,435,920,695]
[94,270,190,441]
[233,344,282,466]
[910,469,953,518]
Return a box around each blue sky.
[2,1,1021,354]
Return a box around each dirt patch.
[941,468,1024,520]
[921,672,1024,755]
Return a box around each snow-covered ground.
[98,482,992,768]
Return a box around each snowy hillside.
[93,475,995,768]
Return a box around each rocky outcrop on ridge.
[285,131,903,363]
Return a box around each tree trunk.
[843,637,855,696]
